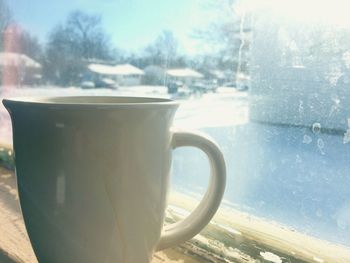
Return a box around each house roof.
[0,52,41,68]
[88,63,144,75]
[114,64,144,75]
[88,63,116,75]
[166,68,203,78]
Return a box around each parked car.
[190,80,218,94]
[167,81,182,94]
[94,78,118,89]
[81,78,118,89]
[81,81,95,89]
[237,83,248,91]
[223,82,236,88]
[236,73,249,91]
[222,79,249,91]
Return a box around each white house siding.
[117,75,142,86]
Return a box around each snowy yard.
[0,85,248,143]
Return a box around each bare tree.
[143,30,179,68]
[0,0,13,51]
[44,10,113,86]
[65,11,111,60]
[191,0,250,72]
[0,0,42,60]
[18,30,42,60]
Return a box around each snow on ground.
[0,85,248,144]
[174,91,248,129]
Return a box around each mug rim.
[2,96,179,108]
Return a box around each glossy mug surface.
[3,96,226,263]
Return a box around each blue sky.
[8,0,216,55]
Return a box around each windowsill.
[1,153,350,262]
[168,191,350,263]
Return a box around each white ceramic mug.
[3,96,226,263]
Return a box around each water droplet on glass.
[317,138,324,149]
[317,138,325,155]
[344,130,350,144]
[303,135,312,144]
[298,100,304,113]
[312,123,321,134]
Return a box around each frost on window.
[248,0,350,247]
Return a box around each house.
[209,70,235,86]
[0,52,41,86]
[87,63,144,86]
[113,64,144,86]
[166,68,203,86]
[143,65,167,85]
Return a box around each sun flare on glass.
[237,0,350,27]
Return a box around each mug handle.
[156,129,226,251]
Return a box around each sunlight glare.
[236,0,350,27]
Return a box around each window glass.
[1,0,350,262]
